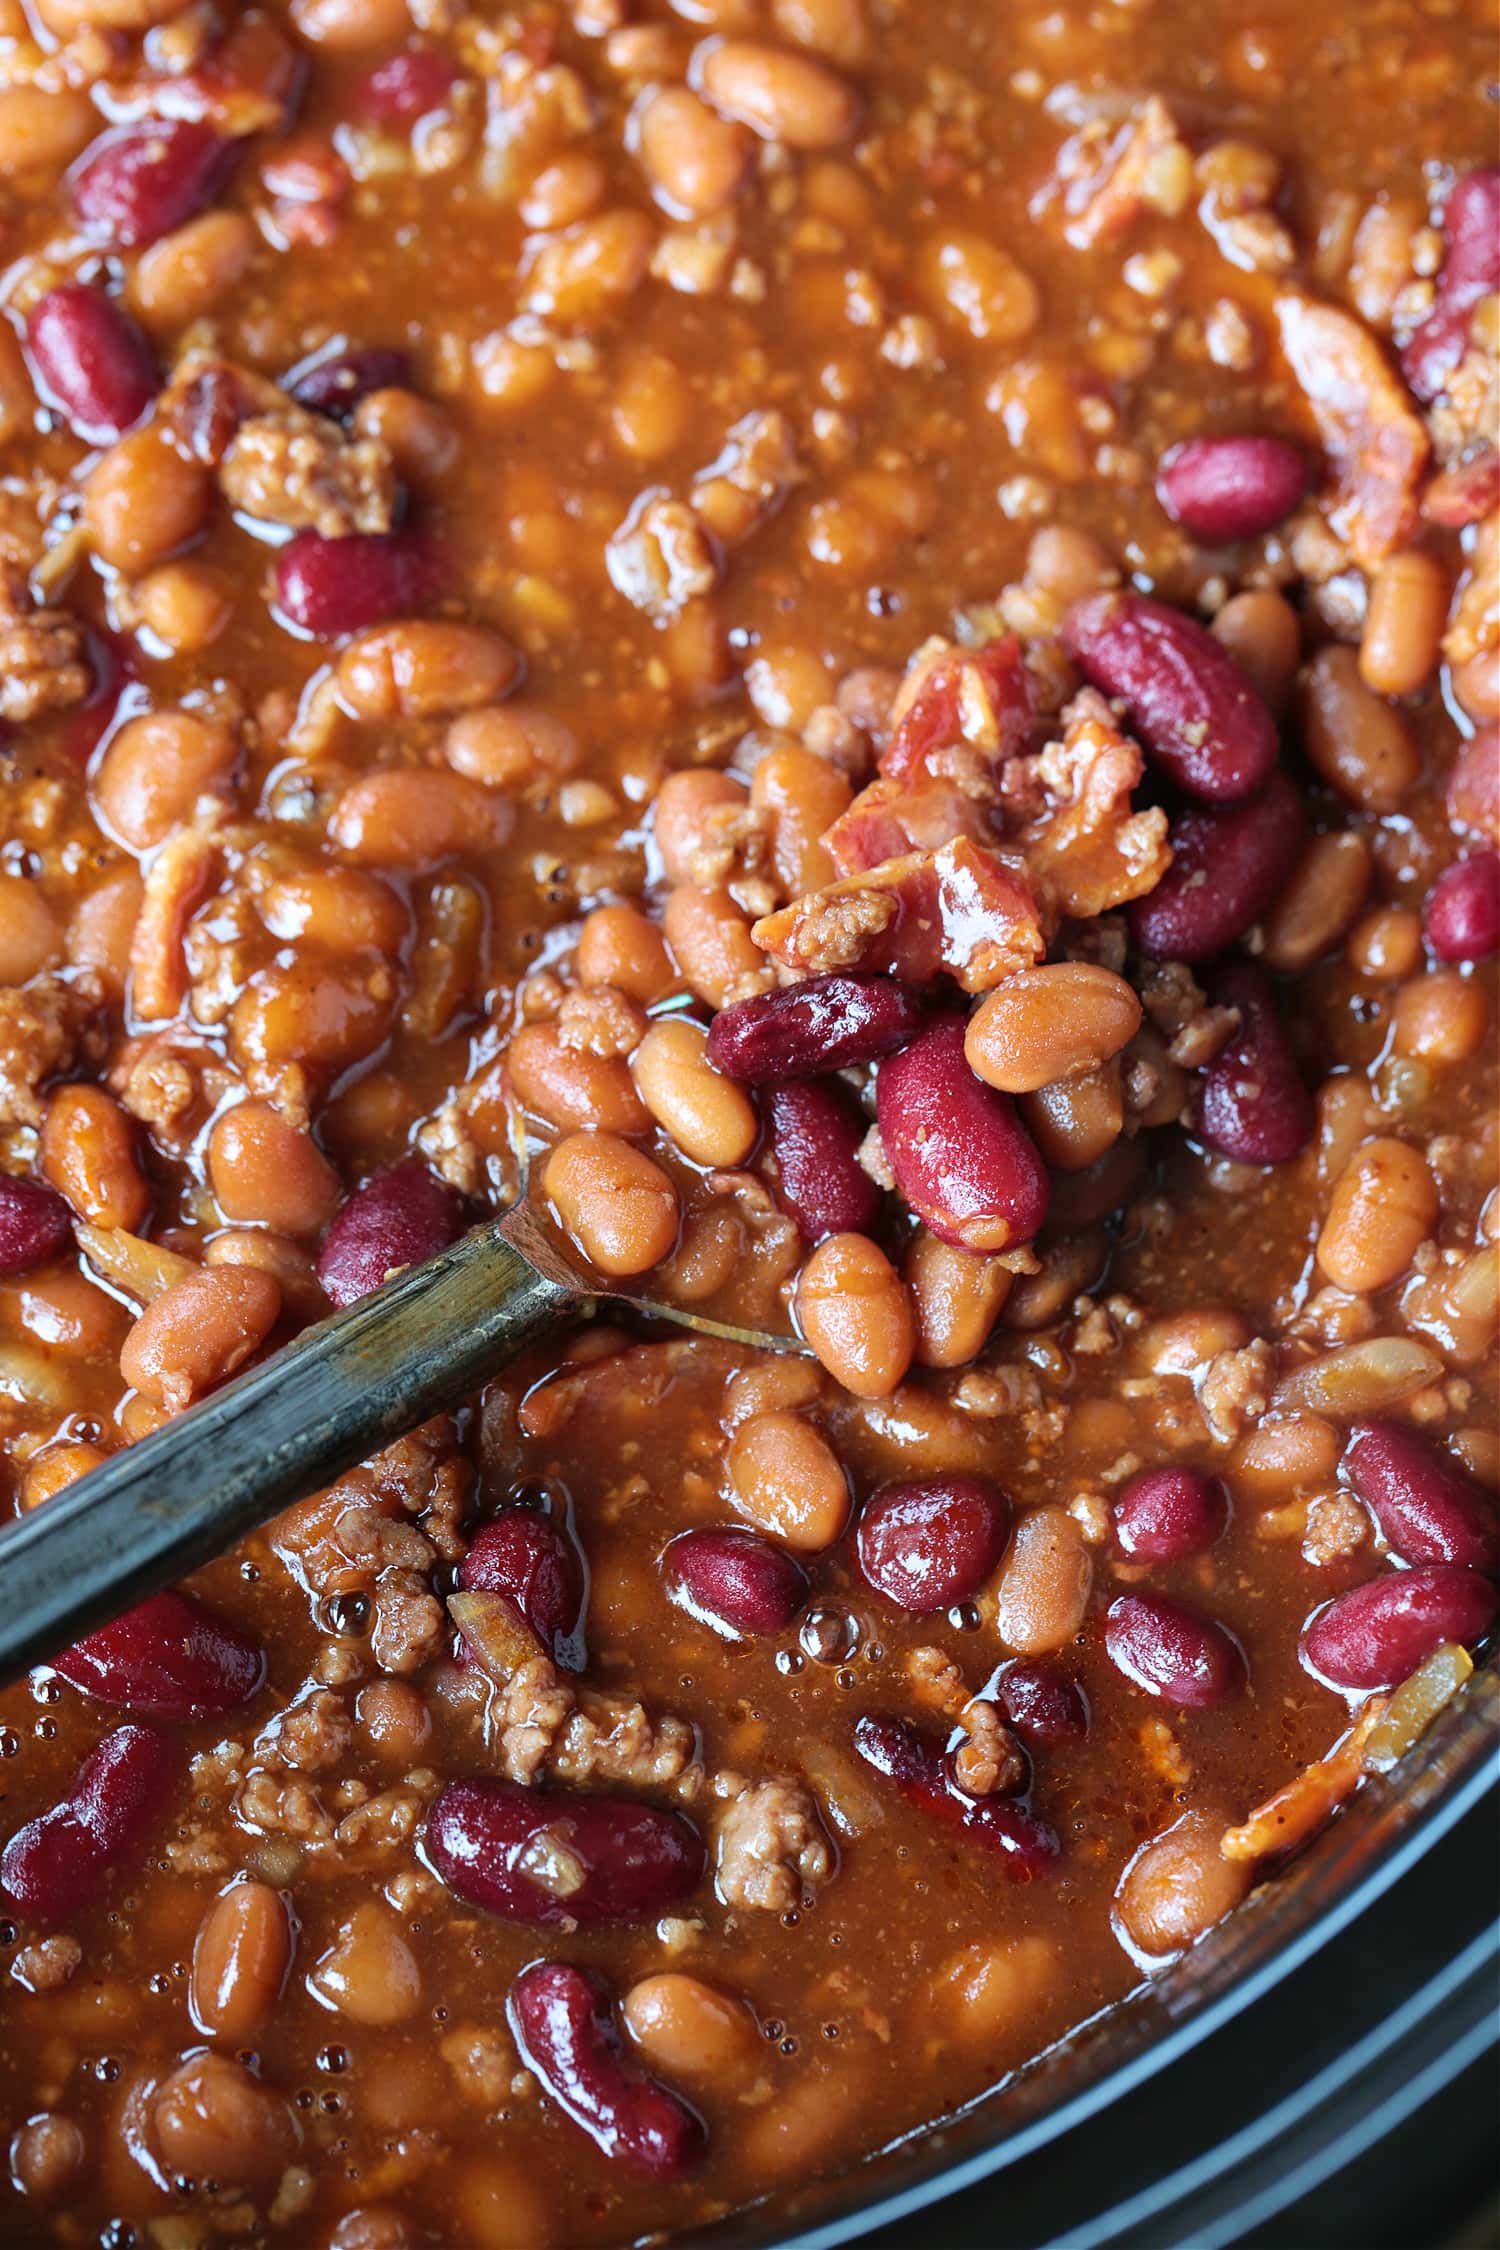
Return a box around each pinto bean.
[796,1232,914,1398]
[965,964,1140,1093]
[40,1087,149,1231]
[191,1882,293,2041]
[995,1506,1091,1655]
[120,1266,281,1412]
[694,38,859,149]
[727,1409,849,1550]
[631,1019,758,1166]
[544,1133,679,1276]
[328,767,514,868]
[1317,1137,1438,1293]
[1298,645,1421,812]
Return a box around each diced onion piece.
[1361,1642,1474,1775]
[76,1221,195,1304]
[447,1590,541,1677]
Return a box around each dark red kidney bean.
[70,120,233,249]
[315,1162,468,1308]
[1064,590,1278,804]
[354,47,463,126]
[275,530,442,640]
[26,285,158,447]
[994,1660,1089,1744]
[52,1591,265,1720]
[1156,436,1307,544]
[1197,959,1314,1164]
[508,1962,704,2178]
[876,1018,1049,1253]
[1424,852,1499,963]
[1104,1594,1242,1709]
[0,1176,73,1276]
[459,1510,586,1667]
[1113,1467,1229,1562]
[856,1475,1010,1612]
[1130,771,1306,963]
[1303,1564,1497,1691]
[1344,1423,1500,1573]
[1,1724,180,1926]
[427,1779,704,1926]
[707,974,924,1082]
[766,1078,879,1240]
[282,343,413,420]
[664,1527,808,1639]
[852,1714,1060,1879]
[1402,168,1500,402]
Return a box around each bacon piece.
[1220,1694,1388,1864]
[880,635,1037,788]
[752,837,1044,993]
[1048,97,1192,252]
[1019,689,1172,921]
[824,774,996,877]
[128,827,224,1025]
[1423,449,1500,529]
[1275,293,1429,569]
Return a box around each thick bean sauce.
[0,0,1494,2241]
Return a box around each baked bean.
[519,209,656,324]
[654,769,748,887]
[796,1232,914,1398]
[84,429,213,575]
[1318,1137,1439,1293]
[0,88,97,179]
[127,560,234,653]
[544,1133,680,1276]
[357,1678,432,1763]
[1233,1414,1340,1497]
[0,879,60,984]
[1261,829,1372,972]
[128,211,256,333]
[996,1505,1092,1654]
[622,1974,758,2079]
[151,2052,298,2188]
[636,86,753,217]
[41,1086,149,1231]
[662,885,773,1008]
[353,387,458,486]
[445,2157,552,2250]
[919,230,1040,343]
[694,38,859,148]
[631,1019,758,1166]
[16,1267,124,1357]
[1298,645,1421,812]
[1452,648,1500,725]
[509,1023,649,1136]
[772,0,867,64]
[120,1265,281,1412]
[1019,1063,1123,1171]
[1359,549,1447,697]
[291,0,411,46]
[208,1101,341,1236]
[259,867,409,956]
[230,959,394,1081]
[750,742,851,895]
[521,152,607,232]
[312,1905,423,2026]
[1023,525,1115,609]
[1392,968,1487,1062]
[329,766,514,868]
[904,1230,1012,1369]
[937,1935,1056,2046]
[1114,1808,1249,1959]
[8,2113,85,2203]
[328,2211,416,2250]
[1210,588,1301,714]
[91,710,239,852]
[576,905,675,1003]
[1347,904,1422,981]
[205,1231,322,1320]
[21,1442,109,1512]
[191,1881,293,2041]
[727,1408,850,1549]
[966,964,1141,1094]
[337,624,520,723]
[444,703,582,792]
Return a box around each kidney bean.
[852,1715,1060,1880]
[282,342,413,418]
[1156,435,1307,544]
[766,1078,880,1240]
[275,530,443,639]
[707,973,924,1081]
[1104,1594,1242,1709]
[315,1162,468,1307]
[876,1018,1049,1253]
[1113,1467,1229,1562]
[26,284,158,446]
[459,1510,585,1666]
[1064,590,1278,803]
[1402,167,1500,401]
[1197,960,1314,1164]
[1424,851,1499,962]
[70,120,233,249]
[354,47,463,125]
[1343,1422,1500,1572]
[1,1724,180,1926]
[994,1660,1089,1744]
[508,1962,704,2177]
[0,1176,73,1276]
[1303,1565,1497,1691]
[855,1475,1010,1612]
[1130,771,1305,963]
[52,1591,265,1719]
[427,1779,704,1926]
[664,1526,809,1638]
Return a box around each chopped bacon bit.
[824,773,996,877]
[1423,448,1500,528]
[1220,1694,1389,1864]
[1019,689,1172,921]
[752,837,1044,993]
[1048,97,1194,252]
[1275,293,1430,569]
[129,828,224,1025]
[880,634,1036,788]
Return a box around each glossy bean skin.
[766,1078,880,1240]
[1302,1565,1496,1690]
[856,1475,1010,1611]
[1343,1423,1500,1571]
[726,1409,850,1551]
[276,531,444,640]
[52,1591,265,1719]
[1112,1468,1228,1562]
[1104,1594,1242,1709]
[458,1511,586,1667]
[190,1880,294,2040]
[70,120,233,248]
[1402,166,1500,400]
[315,1163,469,1307]
[1317,1137,1438,1294]
[1197,962,1314,1164]
[995,1660,1089,1744]
[0,1725,180,1925]
[876,1018,1050,1253]
[0,1177,73,1276]
[852,1715,1060,1880]
[664,1525,809,1638]
[1156,435,1306,543]
[1064,590,1278,802]
[1424,852,1499,962]
[27,284,158,445]
[795,1232,914,1398]
[1114,1808,1250,1959]
[427,1779,705,1926]
[507,1962,704,2177]
[1130,772,1305,963]
[964,963,1140,1094]
[707,973,924,1080]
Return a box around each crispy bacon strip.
[752,836,1044,993]
[1020,689,1171,921]
[880,634,1036,787]
[1276,293,1430,568]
